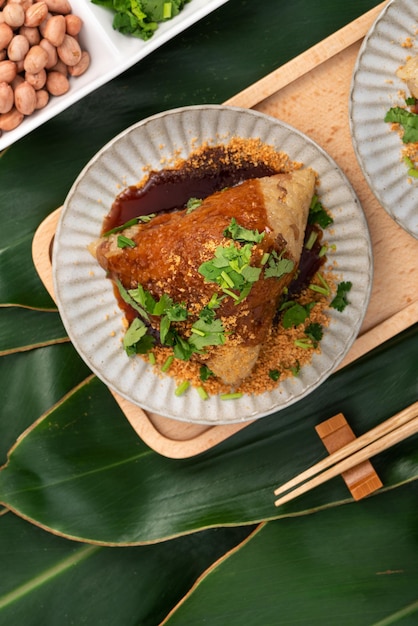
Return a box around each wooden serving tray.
[33,1,418,458]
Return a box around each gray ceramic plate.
[53,105,372,424]
[349,0,418,239]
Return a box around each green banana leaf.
[0,509,254,626]
[162,481,418,626]
[1,325,417,545]
[0,343,91,466]
[0,308,66,355]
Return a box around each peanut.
[3,2,25,28]
[50,57,66,75]
[7,32,29,61]
[68,49,89,77]
[44,0,71,14]
[23,43,48,73]
[0,0,90,136]
[64,12,81,36]
[0,105,23,129]
[19,25,40,45]
[45,68,68,95]
[39,37,56,68]
[35,86,48,108]
[24,1,48,27]
[0,79,13,112]
[14,78,36,113]
[0,21,13,48]
[0,58,16,82]
[43,13,64,46]
[25,66,46,88]
[57,33,80,66]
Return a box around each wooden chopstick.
[274,401,418,507]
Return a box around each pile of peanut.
[0,0,90,134]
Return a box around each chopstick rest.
[274,401,418,507]
[315,413,383,501]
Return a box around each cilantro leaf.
[268,369,280,381]
[128,285,156,315]
[189,318,226,351]
[199,242,260,302]
[92,0,189,40]
[385,107,418,143]
[305,322,323,344]
[123,318,155,356]
[281,301,316,328]
[186,197,202,213]
[199,365,214,381]
[330,281,352,312]
[308,195,334,229]
[116,280,149,321]
[264,250,294,279]
[223,218,265,243]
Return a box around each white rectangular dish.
[0,0,229,152]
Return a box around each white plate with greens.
[0,0,228,153]
[349,0,418,239]
[53,105,372,425]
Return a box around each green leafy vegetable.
[223,218,265,244]
[92,0,190,40]
[174,380,190,396]
[189,318,226,351]
[308,195,334,229]
[308,272,331,297]
[280,301,316,329]
[268,369,280,381]
[384,106,418,143]
[186,197,202,213]
[305,322,323,346]
[199,241,261,303]
[103,213,156,237]
[264,250,294,279]
[115,279,149,321]
[123,318,155,355]
[117,235,136,248]
[330,281,352,312]
[199,365,214,381]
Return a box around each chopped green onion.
[221,270,235,288]
[318,245,328,257]
[222,288,240,301]
[404,157,418,178]
[309,273,331,296]
[163,1,172,18]
[197,386,209,400]
[294,338,313,349]
[261,252,270,265]
[175,380,190,396]
[148,352,156,365]
[191,327,206,337]
[161,355,174,372]
[220,392,243,400]
[305,231,318,250]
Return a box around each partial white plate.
[349,0,418,239]
[0,0,228,152]
[52,105,372,425]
